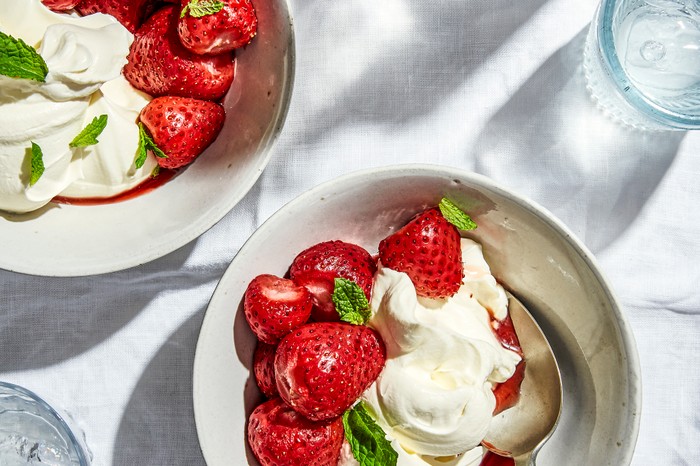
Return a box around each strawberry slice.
[491,313,525,414]
[253,342,278,398]
[75,0,154,33]
[123,5,235,100]
[247,398,344,466]
[41,0,81,11]
[289,241,377,322]
[378,207,464,298]
[243,274,313,344]
[139,96,225,169]
[275,322,386,421]
[178,0,258,55]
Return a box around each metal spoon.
[482,292,563,466]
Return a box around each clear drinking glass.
[0,382,91,466]
[584,0,700,130]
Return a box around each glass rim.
[597,0,700,129]
[0,381,90,466]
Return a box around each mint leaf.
[0,31,48,82]
[343,403,398,466]
[29,142,44,186]
[70,114,108,147]
[332,278,371,325]
[134,123,167,169]
[180,0,225,18]
[439,197,477,230]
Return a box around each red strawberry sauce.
[52,168,179,206]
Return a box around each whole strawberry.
[253,342,278,398]
[275,322,386,421]
[378,207,464,298]
[41,0,81,11]
[289,241,377,322]
[243,274,313,344]
[75,0,154,33]
[178,0,258,55]
[248,398,343,466]
[139,96,225,169]
[123,5,235,100]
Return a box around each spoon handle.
[514,452,535,466]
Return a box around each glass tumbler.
[584,0,700,130]
[0,382,91,466]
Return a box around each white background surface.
[1,0,698,464]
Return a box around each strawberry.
[253,342,278,398]
[178,0,258,55]
[378,207,464,298]
[243,274,313,344]
[75,0,154,33]
[491,313,525,414]
[139,96,225,169]
[248,398,344,466]
[289,241,377,322]
[123,5,235,100]
[41,0,81,11]
[275,322,386,421]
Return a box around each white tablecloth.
[2,0,698,464]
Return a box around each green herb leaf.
[134,123,167,169]
[29,142,44,186]
[342,403,398,466]
[439,197,477,230]
[69,114,108,148]
[180,0,225,18]
[0,31,48,82]
[332,278,371,325]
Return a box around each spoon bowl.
[483,292,563,466]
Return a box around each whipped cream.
[351,238,521,464]
[0,0,156,213]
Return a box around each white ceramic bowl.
[0,0,294,277]
[193,164,641,465]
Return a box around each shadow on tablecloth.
[473,27,685,254]
[113,308,207,466]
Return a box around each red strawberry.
[123,5,235,100]
[378,207,464,298]
[253,342,278,398]
[75,0,154,33]
[139,96,225,169]
[275,322,386,421]
[243,274,313,344]
[491,313,525,414]
[248,398,343,466]
[289,241,377,322]
[41,0,81,11]
[178,0,258,55]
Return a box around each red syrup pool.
[52,168,180,206]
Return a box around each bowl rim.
[193,162,642,464]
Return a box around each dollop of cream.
[0,0,155,213]
[362,238,521,460]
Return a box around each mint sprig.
[0,31,48,82]
[332,278,371,325]
[439,197,477,230]
[29,142,44,186]
[180,0,225,18]
[134,122,167,169]
[343,403,398,466]
[70,114,108,148]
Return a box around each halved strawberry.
[41,0,81,11]
[178,0,257,55]
[139,95,225,169]
[275,322,386,421]
[248,398,343,466]
[75,0,154,33]
[378,207,464,298]
[244,274,313,344]
[253,342,278,398]
[289,241,377,322]
[123,5,235,100]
